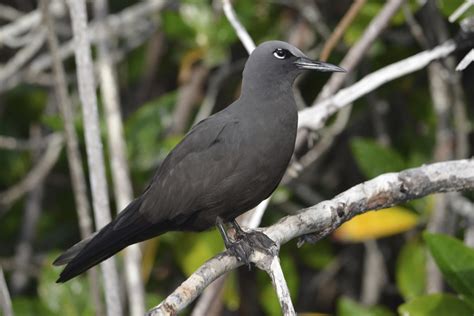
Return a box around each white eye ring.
[273,49,287,59]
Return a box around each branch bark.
[0,267,13,316]
[93,0,145,314]
[66,0,122,315]
[221,0,255,54]
[148,159,474,315]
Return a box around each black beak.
[294,57,346,72]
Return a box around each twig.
[319,0,366,61]
[0,0,167,93]
[0,267,13,316]
[66,0,122,315]
[221,0,256,53]
[317,0,404,100]
[0,28,46,88]
[149,159,474,314]
[0,4,22,21]
[298,40,457,130]
[0,133,63,211]
[449,0,474,22]
[292,0,331,40]
[456,49,474,71]
[93,0,145,314]
[0,134,51,150]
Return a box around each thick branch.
[148,159,474,314]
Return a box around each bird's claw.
[226,230,278,268]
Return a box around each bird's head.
[242,41,345,95]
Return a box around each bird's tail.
[54,198,163,283]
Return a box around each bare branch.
[317,0,404,100]
[93,0,145,314]
[149,159,474,314]
[0,134,51,150]
[319,0,366,61]
[0,133,63,211]
[0,4,22,21]
[0,29,46,90]
[0,0,167,93]
[449,0,474,22]
[66,0,122,314]
[456,48,474,71]
[0,267,13,316]
[221,0,256,53]
[263,256,296,315]
[298,40,457,130]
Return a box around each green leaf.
[396,238,426,300]
[424,233,474,297]
[350,138,405,178]
[337,297,395,316]
[398,294,473,316]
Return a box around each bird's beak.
[294,57,346,72]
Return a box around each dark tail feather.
[53,232,98,266]
[55,198,163,283]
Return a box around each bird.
[54,40,345,283]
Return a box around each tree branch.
[0,133,63,211]
[298,40,457,130]
[66,0,122,314]
[0,267,13,316]
[221,0,255,53]
[93,0,145,314]
[148,159,474,314]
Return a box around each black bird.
[54,40,345,282]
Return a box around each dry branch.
[0,133,63,211]
[93,0,145,314]
[149,159,474,315]
[66,0,122,314]
[298,40,456,131]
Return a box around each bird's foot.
[216,217,278,268]
[227,230,278,268]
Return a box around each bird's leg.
[217,217,278,269]
[216,216,252,267]
[216,216,233,248]
[230,219,246,237]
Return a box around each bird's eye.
[273,48,290,60]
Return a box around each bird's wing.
[135,113,244,225]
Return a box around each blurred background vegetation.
[1,0,474,315]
